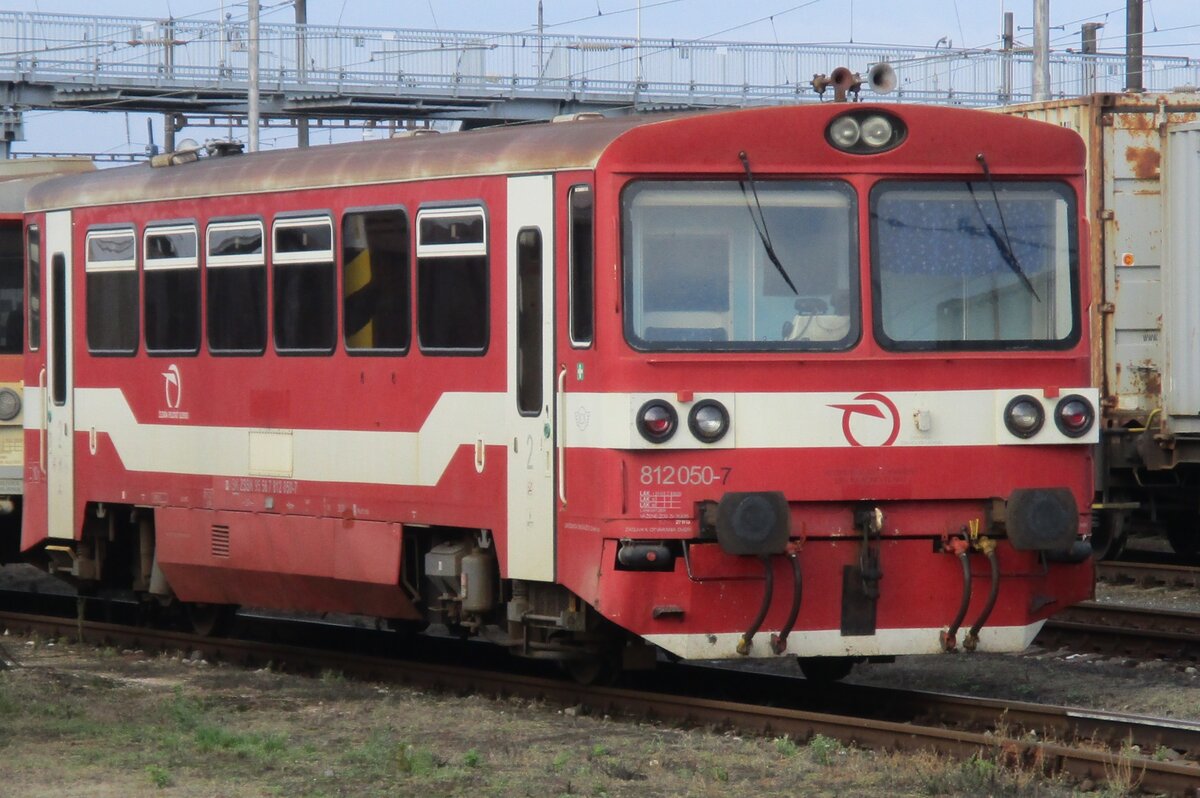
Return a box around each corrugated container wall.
[1165,122,1200,430]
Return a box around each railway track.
[1098,559,1200,589]
[2,608,1198,795]
[1039,601,1200,661]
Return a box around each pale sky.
[4,1,1198,156]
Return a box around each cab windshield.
[871,180,1078,350]
[622,180,858,351]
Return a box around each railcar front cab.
[608,107,1095,673]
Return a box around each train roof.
[25,112,655,212]
[0,158,93,215]
[25,104,1085,212]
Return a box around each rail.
[1039,601,1200,661]
[1098,559,1200,589]
[2,607,1198,795]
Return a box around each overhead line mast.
[1033,0,1050,102]
[249,0,260,153]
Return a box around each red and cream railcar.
[21,104,1095,676]
[0,159,93,562]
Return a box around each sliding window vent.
[211,525,231,558]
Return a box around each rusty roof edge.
[996,91,1200,115]
[25,114,669,213]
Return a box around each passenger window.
[144,225,199,353]
[568,186,594,347]
[273,216,335,353]
[416,207,487,353]
[26,225,39,351]
[516,227,543,414]
[207,220,266,354]
[51,254,65,404]
[85,228,138,355]
[0,224,23,355]
[343,209,410,353]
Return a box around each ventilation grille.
[211,525,231,558]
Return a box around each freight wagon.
[1000,92,1200,557]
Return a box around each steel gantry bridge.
[1,10,1198,153]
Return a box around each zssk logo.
[829,392,900,447]
[162,364,182,410]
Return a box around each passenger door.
[44,210,74,540]
[505,175,556,581]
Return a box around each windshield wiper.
[967,152,1040,302]
[738,150,799,296]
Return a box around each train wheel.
[1165,517,1200,557]
[797,656,855,683]
[1090,509,1128,561]
[561,651,621,686]
[186,603,237,637]
[136,596,173,628]
[385,618,428,640]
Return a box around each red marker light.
[1054,396,1095,438]
[637,401,678,443]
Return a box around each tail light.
[1003,394,1044,439]
[637,400,677,443]
[1054,395,1095,438]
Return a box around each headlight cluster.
[826,111,906,154]
[1004,393,1094,439]
[0,387,20,421]
[1003,395,1044,438]
[637,399,730,444]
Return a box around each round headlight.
[637,400,678,443]
[860,115,894,148]
[1003,394,1044,439]
[0,388,20,422]
[688,400,730,443]
[1055,395,1095,438]
[828,116,861,150]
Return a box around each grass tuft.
[808,733,841,766]
[773,735,799,758]
[144,764,173,789]
[395,742,440,775]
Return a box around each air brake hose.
[940,543,972,652]
[771,548,802,654]
[964,543,1000,652]
[736,555,774,655]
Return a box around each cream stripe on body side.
[24,385,1098,488]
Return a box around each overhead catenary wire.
[3,3,1199,157]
